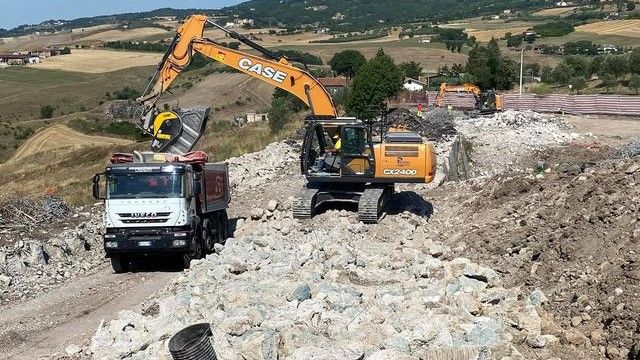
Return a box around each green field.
[0,66,152,123]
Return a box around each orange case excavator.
[137,15,437,223]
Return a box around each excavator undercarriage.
[293,184,395,224]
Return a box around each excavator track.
[357,186,393,224]
[292,188,319,219]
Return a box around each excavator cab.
[301,118,374,179]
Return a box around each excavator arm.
[138,15,336,143]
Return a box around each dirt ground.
[0,264,177,359]
[420,115,640,359]
[78,28,169,42]
[575,20,640,38]
[4,124,132,165]
[533,6,579,17]
[33,49,162,73]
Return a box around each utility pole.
[519,49,524,95]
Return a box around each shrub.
[40,105,54,119]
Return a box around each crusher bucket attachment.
[150,107,210,155]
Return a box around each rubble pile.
[226,142,298,192]
[617,138,640,158]
[0,196,69,235]
[386,108,457,140]
[454,110,581,176]
[89,204,550,360]
[0,205,103,302]
[445,156,640,360]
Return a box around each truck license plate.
[138,241,152,247]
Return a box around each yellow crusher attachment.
[148,107,210,154]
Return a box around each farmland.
[33,49,161,73]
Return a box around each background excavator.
[136,15,437,223]
[435,82,503,113]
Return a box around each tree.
[627,1,636,11]
[562,55,590,78]
[549,62,575,86]
[346,49,403,120]
[599,55,628,78]
[328,50,366,78]
[589,56,603,77]
[628,48,640,75]
[40,105,54,119]
[399,61,423,79]
[268,97,292,133]
[506,34,523,48]
[569,77,588,94]
[601,74,618,93]
[629,74,640,94]
[565,40,598,56]
[465,39,517,90]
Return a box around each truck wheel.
[110,255,128,273]
[220,211,229,241]
[202,219,214,253]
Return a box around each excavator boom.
[138,15,336,151]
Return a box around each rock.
[528,289,548,307]
[251,208,265,220]
[563,329,589,346]
[266,200,279,212]
[590,329,604,345]
[462,263,499,286]
[65,344,82,356]
[526,335,558,349]
[428,244,446,258]
[625,163,640,174]
[240,330,279,360]
[0,251,6,265]
[228,258,248,275]
[367,349,418,360]
[458,293,482,316]
[571,316,583,327]
[0,274,12,287]
[287,283,311,302]
[290,346,364,360]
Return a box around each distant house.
[318,77,348,95]
[403,78,426,92]
[0,54,30,65]
[599,44,619,54]
[246,112,269,123]
[555,1,569,6]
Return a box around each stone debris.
[88,201,546,359]
[0,196,69,233]
[454,110,581,176]
[617,138,640,159]
[0,203,103,303]
[385,108,457,140]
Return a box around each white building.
[403,78,426,92]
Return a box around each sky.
[0,0,244,29]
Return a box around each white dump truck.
[92,151,230,273]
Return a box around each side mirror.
[193,173,202,195]
[92,174,106,200]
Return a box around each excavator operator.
[324,131,342,172]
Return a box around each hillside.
[1,0,552,37]
[229,0,547,28]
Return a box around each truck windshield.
[107,173,184,199]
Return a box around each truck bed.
[198,163,230,214]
